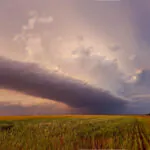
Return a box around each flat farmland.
[0,115,149,150]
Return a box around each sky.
[0,0,150,115]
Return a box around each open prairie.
[0,115,149,150]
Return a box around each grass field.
[0,115,149,150]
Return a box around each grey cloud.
[109,44,121,52]
[129,0,150,71]
[0,101,73,116]
[72,46,92,57]
[0,56,128,114]
[130,0,150,45]
[120,69,150,99]
[116,69,150,114]
[0,0,137,75]
[67,46,125,94]
[126,99,150,114]
[136,70,150,87]
[1,0,148,114]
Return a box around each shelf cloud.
[0,56,128,114]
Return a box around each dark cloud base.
[0,56,128,114]
[0,102,73,116]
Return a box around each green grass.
[0,115,149,150]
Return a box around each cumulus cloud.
[38,16,53,24]
[60,45,126,94]
[13,11,53,43]
[11,6,134,98]
[108,44,121,52]
[13,12,54,62]
[23,17,37,30]
[14,16,127,95]
[25,36,44,61]
[0,56,128,114]
[22,12,53,31]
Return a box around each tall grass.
[0,115,149,150]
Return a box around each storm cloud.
[0,0,150,115]
[0,101,73,116]
[0,56,128,114]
